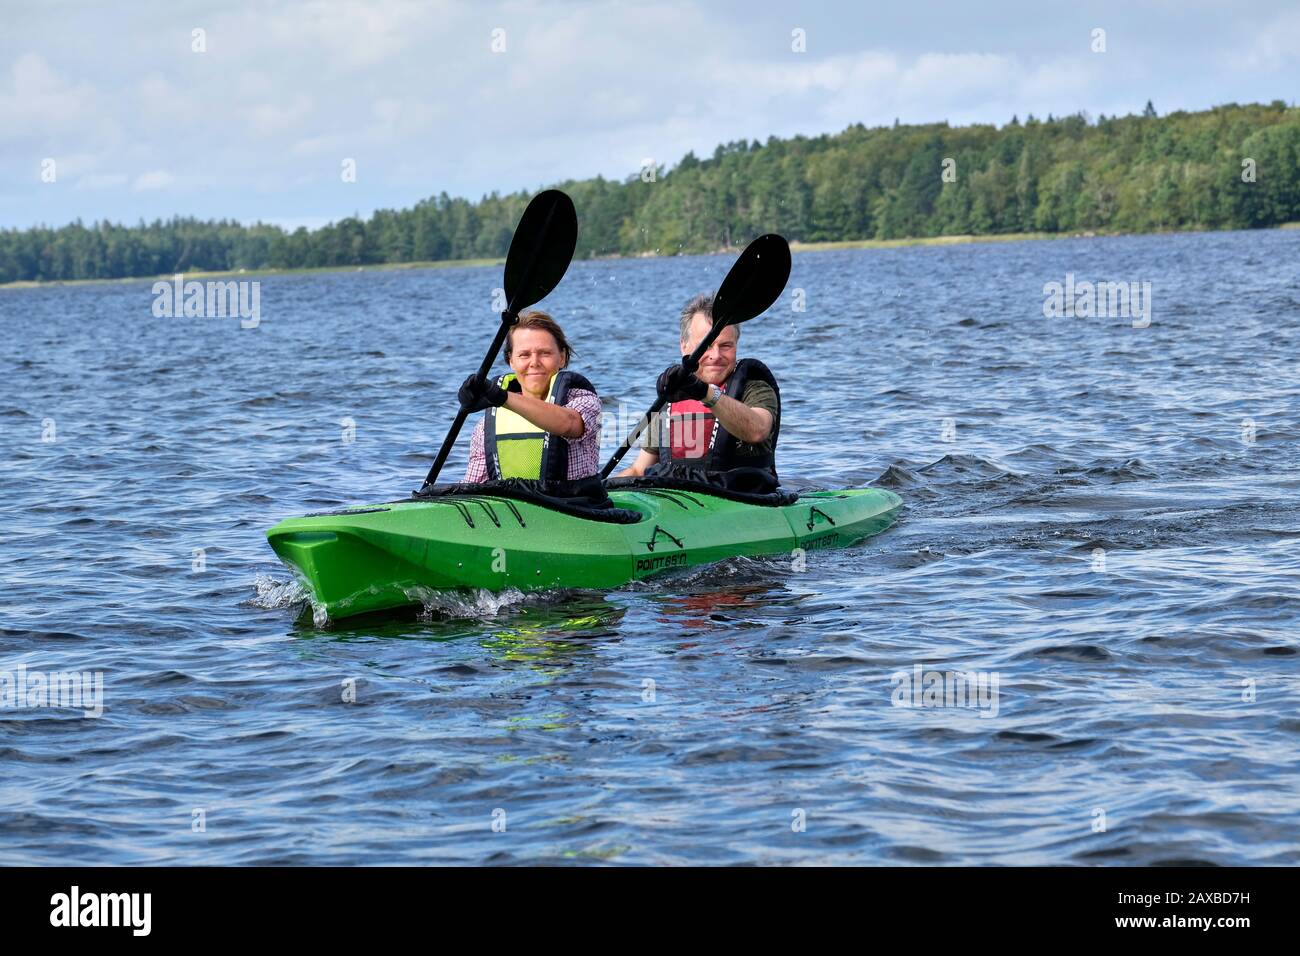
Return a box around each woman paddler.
[457,310,602,483]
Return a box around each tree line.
[2,101,1296,284]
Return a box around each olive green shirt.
[731,380,779,458]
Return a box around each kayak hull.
[267,488,901,620]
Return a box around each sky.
[1,0,1297,231]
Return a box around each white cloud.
[255,0,435,70]
[74,172,130,190]
[245,94,316,137]
[898,53,1019,104]
[1225,8,1300,73]
[0,52,115,145]
[132,170,176,191]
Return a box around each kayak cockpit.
[409,477,643,523]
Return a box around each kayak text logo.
[0,663,103,718]
[1042,273,1151,328]
[50,886,151,936]
[890,665,999,718]
[152,273,261,329]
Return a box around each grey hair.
[679,291,737,343]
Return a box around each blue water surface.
[2,228,1298,864]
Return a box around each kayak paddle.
[420,189,579,491]
[599,233,792,478]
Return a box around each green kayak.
[267,483,902,620]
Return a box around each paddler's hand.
[457,374,508,412]
[657,364,709,402]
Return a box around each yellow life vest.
[484,370,595,481]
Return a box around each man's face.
[680,312,737,386]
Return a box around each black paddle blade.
[711,233,792,327]
[503,189,578,314]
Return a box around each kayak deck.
[267,487,902,620]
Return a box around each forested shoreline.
[3,101,1297,285]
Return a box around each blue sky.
[2,0,1296,231]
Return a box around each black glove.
[458,374,508,412]
[656,364,709,402]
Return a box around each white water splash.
[251,573,310,610]
[250,572,331,626]
[407,586,559,621]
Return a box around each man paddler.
[616,292,780,486]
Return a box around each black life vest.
[484,370,595,482]
[655,358,780,473]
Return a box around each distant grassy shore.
[4,224,1297,291]
[791,221,1300,253]
[790,231,1062,251]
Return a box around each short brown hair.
[679,291,736,345]
[505,310,575,365]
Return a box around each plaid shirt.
[462,388,602,482]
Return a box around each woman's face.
[508,327,565,397]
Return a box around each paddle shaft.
[598,321,725,479]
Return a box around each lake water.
[2,227,1298,864]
